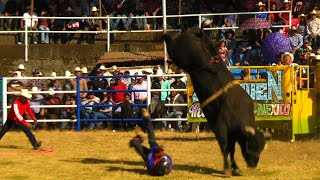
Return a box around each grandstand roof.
[98,51,164,63]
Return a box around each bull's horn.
[245,126,256,135]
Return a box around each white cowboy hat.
[13,71,21,77]
[166,69,174,74]
[281,52,294,62]
[82,67,88,74]
[283,0,291,4]
[300,13,305,17]
[256,2,265,6]
[99,65,106,71]
[310,10,317,15]
[75,67,81,72]
[48,88,55,95]
[51,72,57,77]
[31,86,39,92]
[111,65,118,71]
[91,6,98,12]
[316,55,320,60]
[20,89,32,99]
[65,70,71,77]
[18,64,25,70]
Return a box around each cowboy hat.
[256,2,265,6]
[166,69,174,74]
[281,52,294,62]
[316,55,320,60]
[31,86,39,92]
[48,88,55,95]
[51,72,57,77]
[18,64,25,70]
[99,65,106,71]
[310,10,317,15]
[13,71,21,77]
[74,67,81,72]
[65,70,71,77]
[20,89,32,99]
[82,67,88,74]
[91,6,98,12]
[283,0,291,4]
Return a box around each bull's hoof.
[232,168,243,176]
[224,169,231,177]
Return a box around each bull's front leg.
[229,141,242,176]
[215,128,231,177]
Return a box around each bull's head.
[243,126,269,168]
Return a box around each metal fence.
[1,74,188,131]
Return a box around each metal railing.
[0,9,292,69]
[1,74,188,131]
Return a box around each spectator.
[28,68,45,91]
[134,0,147,30]
[60,93,76,130]
[131,74,148,115]
[245,0,257,12]
[84,6,100,44]
[279,0,291,36]
[109,75,128,104]
[7,71,25,104]
[164,87,185,131]
[255,2,267,20]
[0,0,5,30]
[289,26,304,59]
[120,93,135,131]
[80,92,100,129]
[225,30,237,65]
[217,40,229,65]
[51,12,68,44]
[292,1,305,26]
[47,72,62,99]
[109,1,122,30]
[297,14,308,37]
[17,64,28,86]
[220,13,237,39]
[178,68,187,84]
[123,70,132,88]
[90,93,113,129]
[44,91,62,130]
[74,67,88,99]
[63,71,76,97]
[5,0,19,30]
[170,74,187,101]
[91,69,109,100]
[38,9,50,44]
[18,6,38,44]
[269,3,284,31]
[306,10,320,49]
[29,87,45,129]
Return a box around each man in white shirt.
[131,76,148,115]
[18,6,38,44]
[306,10,320,48]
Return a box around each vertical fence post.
[24,17,28,62]
[76,76,81,131]
[162,0,168,73]
[107,16,110,52]
[147,75,151,112]
[2,78,7,125]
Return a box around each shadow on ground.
[0,145,24,149]
[62,158,224,176]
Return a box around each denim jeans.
[38,25,50,43]
[19,27,38,43]
[88,112,112,129]
[122,14,133,28]
[109,13,121,30]
[135,15,147,29]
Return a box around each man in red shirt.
[0,89,42,150]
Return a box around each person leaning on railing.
[18,6,38,44]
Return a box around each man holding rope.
[0,89,42,150]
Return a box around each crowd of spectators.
[6,63,188,132]
[202,0,320,69]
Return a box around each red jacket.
[110,81,127,103]
[7,99,36,126]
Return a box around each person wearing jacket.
[0,89,42,150]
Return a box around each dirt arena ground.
[0,130,320,179]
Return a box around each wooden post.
[178,0,181,25]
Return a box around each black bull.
[163,29,267,176]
